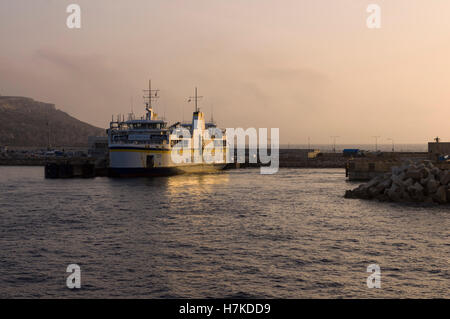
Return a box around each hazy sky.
[0,0,449,144]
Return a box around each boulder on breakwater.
[345,160,450,204]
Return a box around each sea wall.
[345,160,450,204]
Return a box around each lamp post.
[331,136,339,153]
[387,138,394,152]
[372,136,381,152]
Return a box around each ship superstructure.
[107,81,228,176]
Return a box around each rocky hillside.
[0,96,105,147]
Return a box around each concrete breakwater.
[279,150,346,168]
[0,158,47,166]
[44,159,109,178]
[345,160,450,204]
[345,152,429,181]
[226,149,346,168]
[2,149,347,168]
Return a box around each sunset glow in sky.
[1,0,449,144]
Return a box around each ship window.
[149,135,164,144]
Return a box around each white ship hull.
[109,145,227,177]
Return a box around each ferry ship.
[107,81,228,177]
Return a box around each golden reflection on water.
[165,172,231,196]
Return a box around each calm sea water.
[0,166,448,298]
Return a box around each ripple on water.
[0,167,448,298]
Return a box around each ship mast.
[143,80,159,120]
[210,105,214,123]
[188,87,203,112]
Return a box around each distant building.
[428,140,450,160]
[88,136,108,158]
[308,150,321,159]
